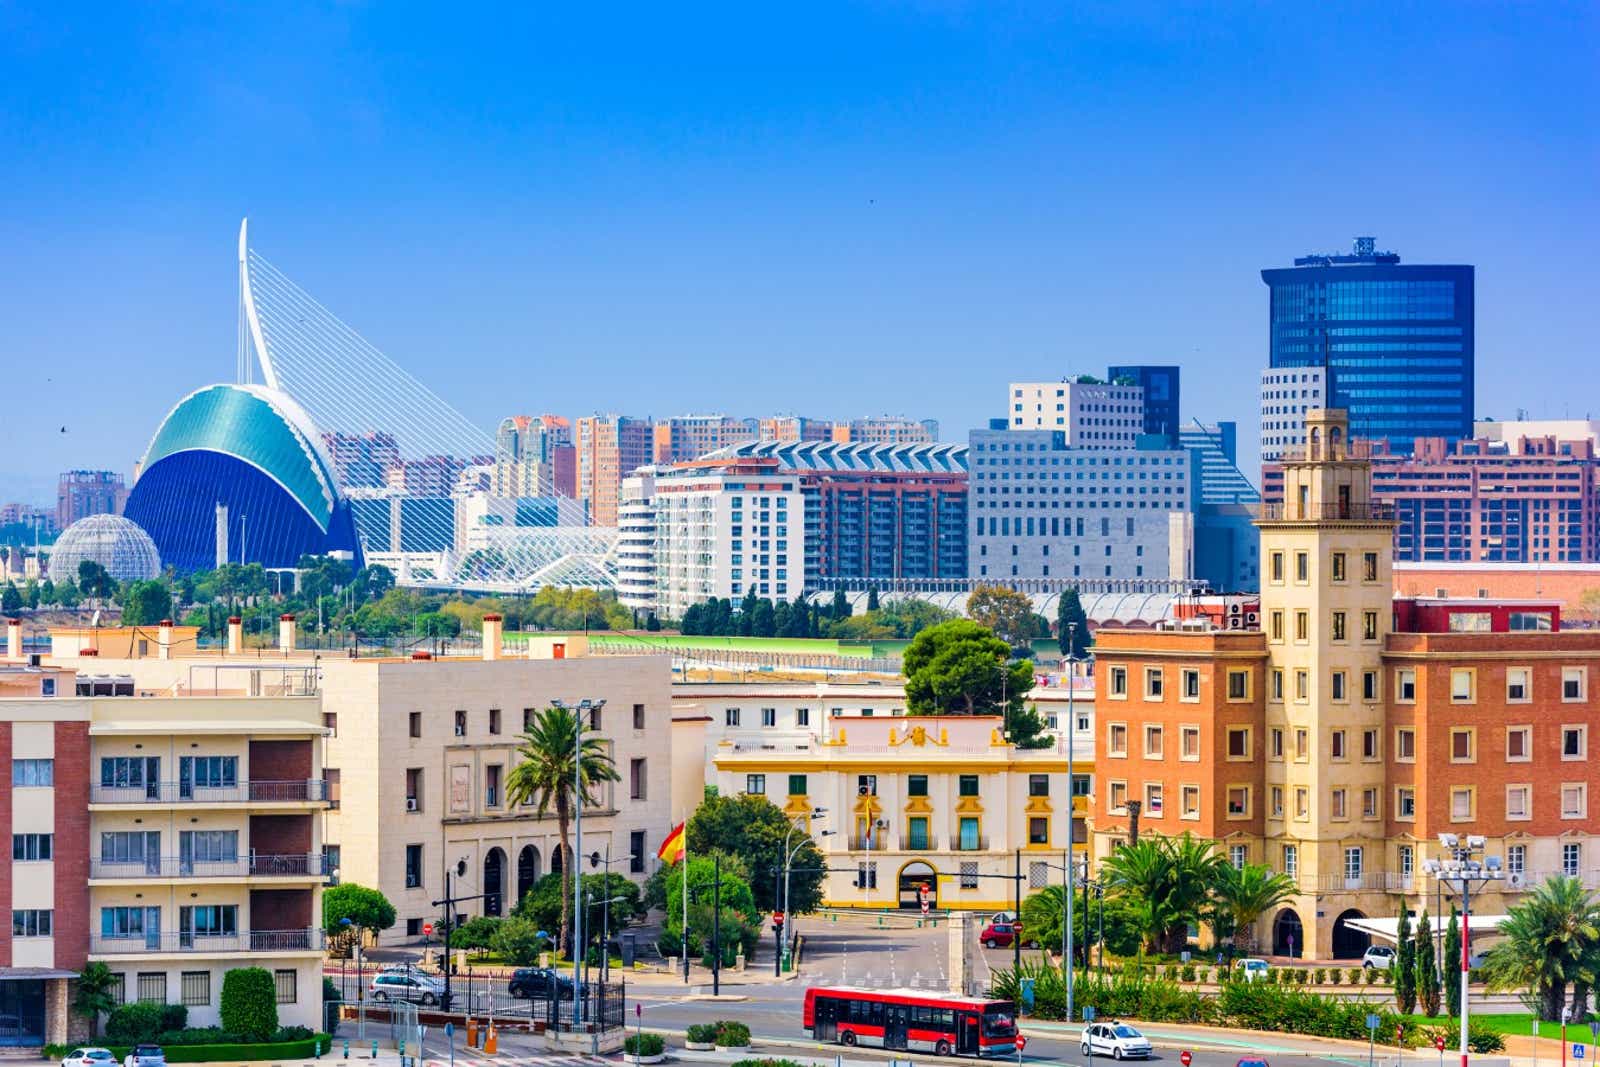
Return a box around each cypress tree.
[866,586,880,612]
[1395,904,1417,1014]
[1416,908,1441,1017]
[1443,908,1462,1018]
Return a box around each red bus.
[803,986,1018,1057]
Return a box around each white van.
[1237,958,1270,982]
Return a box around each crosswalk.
[423,1057,616,1067]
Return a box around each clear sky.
[1,2,1595,502]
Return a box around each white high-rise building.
[617,471,658,613]
[1009,380,1145,447]
[1260,366,1327,462]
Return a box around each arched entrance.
[483,848,506,916]
[897,861,938,910]
[1272,908,1304,958]
[550,845,564,878]
[517,845,541,904]
[1331,909,1371,959]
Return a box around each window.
[323,712,337,737]
[630,758,647,800]
[484,764,501,808]
[1331,671,1347,701]
[724,708,741,727]
[796,707,810,727]
[1028,817,1049,844]
[632,703,646,730]
[960,862,979,889]
[1399,846,1414,878]
[1144,668,1164,700]
[1294,611,1309,641]
[761,707,777,727]
[1363,551,1379,581]
[1330,729,1347,760]
[1331,612,1346,642]
[745,774,766,795]
[1396,669,1416,702]
[12,833,52,861]
[1396,787,1416,819]
[1510,611,1554,631]
[1508,844,1526,876]
[1180,726,1200,761]
[588,705,601,730]
[1564,843,1583,876]
[454,710,467,737]
[1283,844,1298,879]
[1563,783,1588,819]
[1270,669,1284,701]
[1563,668,1586,701]
[907,774,928,797]
[1270,611,1284,641]
[1295,669,1309,701]
[1180,785,1200,818]
[274,969,297,1005]
[182,903,238,938]
[11,909,52,937]
[409,712,421,738]
[1107,667,1128,697]
[1269,785,1284,816]
[958,775,979,797]
[1294,727,1308,760]
[1362,670,1379,702]
[1344,847,1363,881]
[1451,669,1475,703]
[1226,727,1250,760]
[1229,844,1247,870]
[1108,723,1128,757]
[1226,786,1250,817]
[1362,787,1379,819]
[1330,788,1347,819]
[1181,669,1200,700]
[405,845,422,888]
[629,830,646,873]
[523,707,536,730]
[136,973,167,1004]
[182,830,238,864]
[1362,729,1379,761]
[1507,668,1531,702]
[485,707,501,735]
[1028,774,1050,797]
[1507,785,1531,820]
[1294,551,1308,582]
[1331,552,1346,581]
[405,768,423,811]
[1564,726,1588,760]
[176,971,211,1007]
[1450,729,1475,762]
[1507,726,1531,761]
[1226,670,1249,701]
[1270,551,1284,582]
[1143,725,1164,759]
[1294,787,1308,819]
[1108,781,1128,813]
[1396,728,1416,761]
[788,774,808,796]
[1144,783,1164,816]
[11,758,52,786]
[1363,612,1379,641]
[1451,787,1475,820]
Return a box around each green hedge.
[624,1032,666,1056]
[77,1034,331,1062]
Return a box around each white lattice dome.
[50,514,162,584]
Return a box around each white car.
[1237,957,1270,982]
[1082,1022,1154,1060]
[62,1050,118,1067]
[1362,946,1396,970]
[369,971,445,1005]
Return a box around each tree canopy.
[966,584,1048,652]
[902,619,1047,745]
[683,791,825,913]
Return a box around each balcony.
[953,836,990,853]
[847,835,889,852]
[897,836,940,852]
[1258,501,1396,522]
[90,853,328,881]
[90,928,325,956]
[90,780,331,805]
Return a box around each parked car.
[1237,957,1270,982]
[1237,1059,1271,1067]
[989,910,1018,926]
[122,1046,166,1067]
[507,967,575,1000]
[369,971,445,1005]
[62,1049,117,1067]
[978,920,1039,950]
[1082,1022,1153,1060]
[1362,946,1396,970]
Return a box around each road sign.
[1574,1045,1586,1060]
[1181,1051,1193,1066]
[444,1023,454,1038]
[774,911,785,926]
[1015,1036,1027,1052]
[1591,1022,1600,1039]
[1083,1006,1096,1022]
[1366,1014,1381,1031]
[423,922,434,936]
[636,1004,642,1018]
[1435,1036,1448,1051]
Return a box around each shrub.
[219,967,279,1042]
[715,1021,753,1047]
[625,1033,666,1056]
[43,1046,73,1061]
[1314,968,1327,984]
[1198,968,1210,983]
[687,1023,720,1044]
[107,1002,166,1044]
[1348,968,1363,984]
[1181,965,1196,982]
[1364,969,1378,985]
[1329,968,1342,985]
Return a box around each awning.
[0,968,79,980]
[1344,915,1510,945]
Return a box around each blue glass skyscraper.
[1262,238,1474,452]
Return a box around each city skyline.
[3,5,1597,502]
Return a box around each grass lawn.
[1397,1013,1568,1039]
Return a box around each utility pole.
[1064,621,1078,1022]
[712,854,723,996]
[1013,849,1022,974]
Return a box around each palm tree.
[504,704,619,957]
[1102,834,1225,954]
[1211,863,1297,953]
[1481,875,1600,1021]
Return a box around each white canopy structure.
[1344,914,1510,945]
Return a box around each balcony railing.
[1258,501,1395,522]
[953,836,990,853]
[90,928,324,955]
[897,836,940,852]
[847,836,889,852]
[90,853,328,880]
[90,780,330,805]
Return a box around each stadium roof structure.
[701,438,969,474]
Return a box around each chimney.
[481,614,503,661]
[278,613,297,653]
[227,616,243,655]
[5,618,21,661]
[157,619,174,660]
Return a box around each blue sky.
[1,2,1595,502]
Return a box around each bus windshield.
[982,1005,1016,1036]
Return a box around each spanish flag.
[657,821,687,864]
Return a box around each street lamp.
[1424,833,1502,1067]
[588,844,641,984]
[552,697,604,1030]
[1063,620,1082,1021]
[782,809,828,968]
[339,917,362,1003]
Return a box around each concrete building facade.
[1008,381,1145,447]
[576,415,654,527]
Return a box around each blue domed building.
[124,384,363,573]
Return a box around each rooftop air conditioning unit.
[406,797,419,812]
[858,785,871,796]
[1506,871,1527,890]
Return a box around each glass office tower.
[1261,238,1474,453]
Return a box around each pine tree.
[1416,908,1441,1017]
[866,586,880,612]
[1056,589,1090,658]
[1395,904,1417,1014]
[1443,908,1462,1018]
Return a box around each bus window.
[870,1001,883,1025]
[982,1005,1016,1036]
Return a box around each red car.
[979,921,1039,949]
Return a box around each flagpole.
[681,809,690,984]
